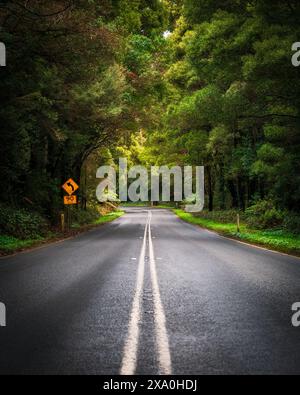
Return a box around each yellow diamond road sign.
[62,178,79,196]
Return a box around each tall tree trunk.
[228,180,239,208]
[219,165,226,210]
[207,167,214,212]
[237,178,246,211]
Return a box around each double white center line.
[120,211,172,375]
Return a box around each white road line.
[120,212,150,375]
[148,211,172,375]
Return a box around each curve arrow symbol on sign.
[62,179,79,195]
[67,182,75,193]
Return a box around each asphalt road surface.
[0,207,300,375]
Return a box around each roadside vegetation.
[175,203,300,256]
[121,202,176,209]
[0,204,124,255]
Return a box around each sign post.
[62,179,79,231]
[61,213,65,233]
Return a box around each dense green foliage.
[0,0,168,220]
[0,204,48,238]
[144,0,300,215]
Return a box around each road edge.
[0,211,124,259]
[173,210,300,260]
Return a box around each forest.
[0,0,300,253]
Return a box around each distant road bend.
[0,207,300,375]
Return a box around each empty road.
[0,207,300,375]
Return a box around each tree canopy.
[0,0,299,220]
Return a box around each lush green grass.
[154,204,177,209]
[121,202,149,207]
[0,235,45,253]
[71,210,124,228]
[94,211,124,225]
[174,209,300,256]
[121,202,176,209]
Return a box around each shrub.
[245,200,284,230]
[0,204,48,239]
[283,214,300,235]
[195,210,245,224]
[70,207,100,227]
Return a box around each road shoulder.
[0,211,124,258]
[173,209,300,259]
